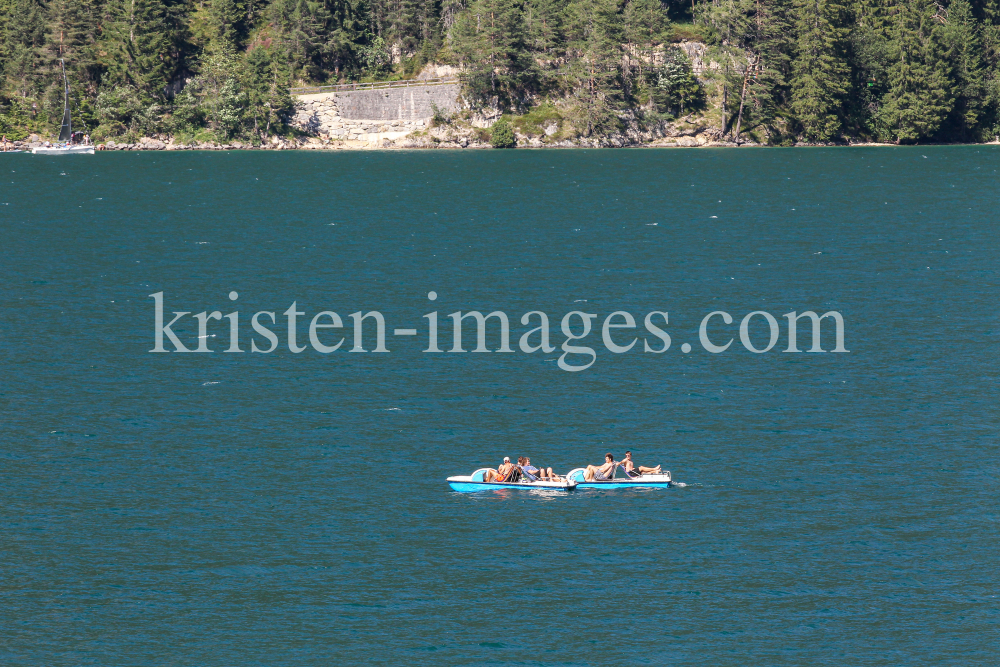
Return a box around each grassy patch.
[513,104,562,138]
[180,128,220,144]
[670,22,710,43]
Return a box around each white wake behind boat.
[447,468,577,492]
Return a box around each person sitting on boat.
[583,453,618,481]
[520,456,560,482]
[484,456,517,483]
[621,450,661,475]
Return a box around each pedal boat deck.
[447,468,577,492]
[565,468,672,489]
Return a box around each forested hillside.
[2,0,1000,144]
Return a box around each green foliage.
[5,0,1000,144]
[564,0,623,136]
[940,0,987,140]
[669,22,710,43]
[524,0,563,54]
[790,0,851,141]
[846,23,892,138]
[512,102,561,135]
[358,35,392,77]
[0,98,30,139]
[99,0,178,96]
[450,0,538,111]
[94,84,162,138]
[490,115,516,146]
[210,0,248,45]
[3,0,48,99]
[877,0,955,143]
[429,102,452,126]
[244,45,295,138]
[648,47,704,116]
[697,0,791,139]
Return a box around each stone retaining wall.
[291,82,461,142]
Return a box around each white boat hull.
[32,145,95,155]
[565,468,672,489]
[447,468,577,492]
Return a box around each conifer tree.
[99,0,176,96]
[941,0,986,140]
[649,46,703,115]
[244,44,294,137]
[851,0,893,34]
[977,11,1000,136]
[2,0,48,99]
[564,0,622,135]
[879,0,954,143]
[622,0,671,92]
[442,0,467,29]
[790,0,850,140]
[451,0,537,110]
[386,0,423,52]
[210,0,248,46]
[523,0,564,56]
[699,0,789,140]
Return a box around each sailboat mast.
[62,60,68,108]
[58,58,72,142]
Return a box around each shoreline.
[4,137,995,152]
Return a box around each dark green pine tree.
[969,0,1000,22]
[451,0,537,111]
[746,0,793,138]
[2,0,48,100]
[850,0,893,34]
[387,0,423,53]
[699,0,790,141]
[879,0,955,143]
[977,8,1000,136]
[523,0,563,56]
[328,0,371,77]
[621,0,671,93]
[939,0,986,140]
[563,0,622,136]
[270,0,317,78]
[209,0,248,47]
[790,0,850,140]
[99,0,177,97]
[271,0,361,81]
[244,44,294,138]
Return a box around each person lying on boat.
[519,456,561,482]
[621,450,661,475]
[583,453,618,481]
[484,457,518,483]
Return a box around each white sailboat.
[32,60,94,155]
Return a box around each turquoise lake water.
[2,147,998,664]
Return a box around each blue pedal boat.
[565,466,672,489]
[447,468,578,492]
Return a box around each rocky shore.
[6,123,917,152]
[6,122,752,152]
